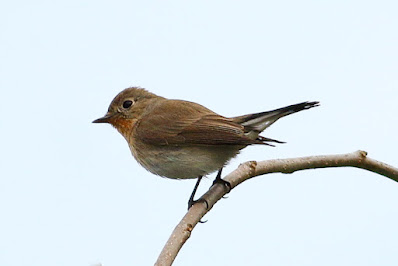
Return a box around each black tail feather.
[242,101,320,123]
[256,136,286,146]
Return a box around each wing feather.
[135,100,258,146]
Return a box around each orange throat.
[110,117,137,140]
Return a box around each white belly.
[130,144,242,179]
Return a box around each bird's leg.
[187,176,208,210]
[212,168,232,193]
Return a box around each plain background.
[1,1,397,265]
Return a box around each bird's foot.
[188,198,209,223]
[188,197,209,210]
[212,177,232,193]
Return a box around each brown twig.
[154,150,398,266]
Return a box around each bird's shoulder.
[145,99,216,118]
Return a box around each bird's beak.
[92,113,113,124]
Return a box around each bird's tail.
[231,101,320,143]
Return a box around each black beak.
[92,114,112,124]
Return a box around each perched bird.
[93,87,319,208]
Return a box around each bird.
[93,87,319,209]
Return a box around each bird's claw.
[212,178,232,193]
[188,198,209,210]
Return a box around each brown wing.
[135,99,260,146]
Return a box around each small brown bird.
[93,87,319,208]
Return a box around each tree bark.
[155,150,398,266]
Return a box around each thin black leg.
[215,168,223,181]
[212,168,231,192]
[188,176,208,210]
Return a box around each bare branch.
[155,150,398,266]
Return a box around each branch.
[154,150,398,266]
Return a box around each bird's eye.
[122,100,133,109]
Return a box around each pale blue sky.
[1,1,398,266]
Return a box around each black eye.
[122,100,133,109]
